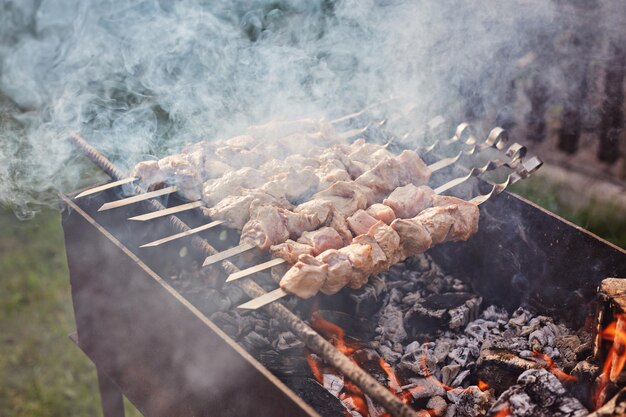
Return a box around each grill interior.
[61,131,626,417]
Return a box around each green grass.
[0,207,140,417]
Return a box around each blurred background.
[1,0,625,416]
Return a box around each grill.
[60,120,626,417]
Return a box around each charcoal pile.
[197,252,598,416]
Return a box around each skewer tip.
[237,288,288,310]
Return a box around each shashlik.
[129,119,347,201]
[235,149,431,252]
[279,195,479,299]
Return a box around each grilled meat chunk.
[390,218,432,255]
[347,209,378,236]
[312,181,369,217]
[131,160,166,189]
[356,150,431,204]
[158,154,203,201]
[429,195,479,241]
[240,205,291,251]
[318,250,352,295]
[297,227,344,256]
[280,254,328,299]
[202,167,267,206]
[327,208,354,245]
[205,191,291,229]
[339,243,374,289]
[383,184,435,219]
[261,167,320,203]
[366,203,396,224]
[271,227,345,266]
[351,235,387,275]
[270,240,315,264]
[366,221,404,266]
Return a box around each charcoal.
[222,284,246,306]
[402,291,422,305]
[570,360,601,409]
[449,346,472,367]
[489,369,587,417]
[258,351,309,376]
[451,369,471,386]
[317,310,376,340]
[441,364,461,386]
[186,289,232,314]
[446,386,492,417]
[240,330,271,351]
[448,295,482,329]
[275,331,304,351]
[555,335,582,371]
[433,340,452,363]
[400,343,437,376]
[209,311,241,338]
[482,329,528,352]
[378,344,402,364]
[476,348,542,395]
[482,305,510,322]
[465,319,499,342]
[279,376,346,416]
[349,275,387,315]
[376,303,407,344]
[405,292,482,333]
[365,394,388,417]
[426,395,448,417]
[406,376,445,399]
[508,308,532,328]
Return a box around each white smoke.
[0,0,564,218]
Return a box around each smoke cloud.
[0,0,566,218]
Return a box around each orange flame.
[530,351,577,383]
[306,352,324,384]
[493,405,511,417]
[477,379,490,391]
[379,358,402,393]
[310,311,354,355]
[339,392,368,416]
[594,314,626,409]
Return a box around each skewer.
[129,200,204,221]
[236,156,543,310]
[131,126,507,225]
[74,177,138,199]
[201,242,256,266]
[225,158,505,283]
[98,186,178,211]
[139,220,225,248]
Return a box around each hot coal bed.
[61,135,626,417]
